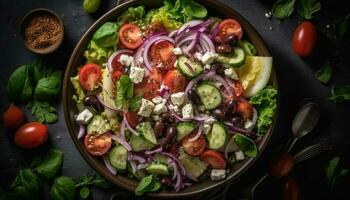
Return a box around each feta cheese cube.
[172,47,183,55]
[203,124,212,135]
[137,98,155,117]
[224,68,239,80]
[153,115,161,121]
[198,105,205,112]
[119,54,134,67]
[204,64,212,70]
[152,96,164,104]
[129,66,145,84]
[76,109,93,125]
[201,52,217,65]
[210,169,226,181]
[169,104,179,114]
[182,104,194,119]
[171,92,185,106]
[153,103,167,115]
[235,151,245,161]
[244,119,253,129]
[204,116,216,124]
[194,52,203,61]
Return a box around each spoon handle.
[284,137,298,153]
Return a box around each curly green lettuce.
[250,87,278,135]
[84,40,113,65]
[70,75,85,104]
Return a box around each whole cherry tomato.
[3,104,24,130]
[282,177,301,200]
[270,153,295,178]
[14,122,48,148]
[293,21,317,57]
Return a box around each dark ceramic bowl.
[63,0,278,198]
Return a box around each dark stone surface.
[0,0,349,199]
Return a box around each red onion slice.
[199,33,216,53]
[145,146,163,155]
[107,49,133,72]
[169,161,178,180]
[136,163,150,170]
[103,155,117,175]
[223,121,256,135]
[97,94,122,112]
[168,30,178,38]
[129,153,147,163]
[129,160,137,173]
[177,20,203,36]
[160,152,186,175]
[193,114,211,121]
[188,123,203,142]
[77,124,86,139]
[184,69,216,97]
[123,113,139,136]
[210,22,220,40]
[166,104,191,122]
[111,135,132,151]
[247,108,258,131]
[211,75,233,96]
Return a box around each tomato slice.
[145,22,166,37]
[182,134,206,156]
[236,98,253,120]
[134,78,161,100]
[111,70,123,81]
[163,69,188,93]
[150,40,176,72]
[200,150,226,169]
[218,19,243,41]
[84,132,112,156]
[232,80,244,97]
[119,23,143,49]
[79,63,102,91]
[125,112,139,128]
[111,52,133,72]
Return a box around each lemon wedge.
[235,56,273,97]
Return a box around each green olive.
[83,0,102,13]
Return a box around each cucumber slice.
[196,83,222,110]
[137,122,157,144]
[177,56,203,78]
[238,39,257,56]
[109,145,128,170]
[130,135,155,151]
[216,47,246,67]
[178,152,208,178]
[176,122,197,141]
[146,163,169,175]
[153,154,168,165]
[207,122,227,149]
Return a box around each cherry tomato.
[293,21,317,57]
[3,104,25,130]
[282,178,300,200]
[134,79,160,100]
[111,52,133,72]
[79,63,102,91]
[125,112,139,128]
[119,23,143,49]
[163,69,188,93]
[182,134,206,156]
[218,19,243,41]
[14,122,48,148]
[149,68,164,83]
[200,150,227,169]
[112,70,123,81]
[236,98,253,120]
[270,153,295,178]
[150,40,176,72]
[84,132,112,156]
[145,22,166,36]
[232,80,244,98]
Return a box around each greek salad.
[70,0,277,195]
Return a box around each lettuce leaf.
[83,40,113,65]
[117,6,147,28]
[250,87,278,135]
[70,75,85,104]
[92,22,119,48]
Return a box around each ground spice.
[24,14,62,49]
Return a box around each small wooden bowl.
[20,8,64,55]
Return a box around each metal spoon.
[285,101,320,152]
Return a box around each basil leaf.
[297,0,321,20]
[91,173,113,189]
[35,149,63,179]
[10,169,41,198]
[6,64,34,102]
[182,0,208,18]
[50,176,77,200]
[34,76,62,101]
[272,0,297,19]
[325,157,349,189]
[115,75,133,110]
[315,63,332,84]
[232,134,258,157]
[129,95,142,112]
[27,101,58,123]
[331,16,348,38]
[93,22,119,48]
[328,85,350,103]
[79,187,90,199]
[135,175,154,196]
[9,185,35,200]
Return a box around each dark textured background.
[0,0,349,199]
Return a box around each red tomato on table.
[293,21,317,57]
[3,104,24,130]
[14,122,48,148]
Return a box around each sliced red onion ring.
[210,22,220,40]
[77,124,86,139]
[160,152,186,175]
[177,20,203,36]
[103,155,117,175]
[211,75,233,96]
[123,113,139,136]
[199,33,216,53]
[175,170,183,192]
[188,123,204,142]
[143,35,174,72]
[120,118,126,140]
[145,146,163,155]
[168,30,178,38]
[129,160,137,173]
[136,163,150,170]
[184,69,216,97]
[107,49,133,72]
[97,94,122,112]
[111,134,132,151]
[193,114,211,121]
[169,161,178,180]
[185,172,198,182]
[248,108,258,131]
[166,104,191,122]
[223,121,256,135]
[129,153,147,163]
[159,85,170,99]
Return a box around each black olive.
[222,34,237,45]
[154,121,165,139]
[160,177,173,187]
[232,116,244,128]
[188,88,201,104]
[83,95,104,112]
[216,44,232,54]
[212,109,225,120]
[160,113,175,123]
[225,100,237,118]
[159,126,177,146]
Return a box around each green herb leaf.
[91,173,113,189]
[6,64,34,102]
[331,16,348,38]
[272,0,297,19]
[70,75,85,104]
[315,63,333,84]
[50,176,77,200]
[10,169,41,198]
[232,134,258,157]
[35,149,64,179]
[297,0,321,20]
[250,87,278,135]
[129,95,142,112]
[79,187,90,199]
[27,101,58,123]
[34,76,62,101]
[328,85,350,103]
[93,22,119,48]
[9,185,36,200]
[182,0,208,18]
[115,75,133,110]
[135,175,160,196]
[325,157,349,189]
